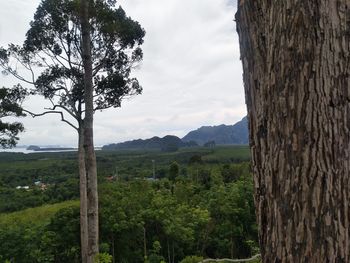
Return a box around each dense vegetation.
[0,146,257,262]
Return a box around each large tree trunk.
[81,0,99,261]
[78,125,89,263]
[236,1,350,262]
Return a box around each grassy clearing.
[202,146,250,163]
[0,200,79,226]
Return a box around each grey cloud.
[0,0,246,146]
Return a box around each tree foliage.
[169,161,180,181]
[0,147,256,262]
[0,86,26,148]
[0,1,145,259]
[0,0,145,129]
[0,170,257,262]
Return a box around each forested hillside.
[182,117,248,145]
[102,135,197,151]
[102,117,249,151]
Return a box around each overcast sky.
[0,0,245,146]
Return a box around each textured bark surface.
[236,1,350,262]
[81,0,99,261]
[78,125,88,263]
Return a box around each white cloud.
[0,0,246,146]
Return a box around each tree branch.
[0,60,36,85]
[45,100,78,121]
[23,109,78,131]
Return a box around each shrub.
[180,255,204,263]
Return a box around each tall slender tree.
[0,0,145,261]
[80,0,99,260]
[236,1,350,262]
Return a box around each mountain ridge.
[182,116,248,145]
[102,135,197,151]
[102,116,248,150]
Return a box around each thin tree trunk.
[79,125,89,263]
[112,235,115,263]
[81,0,99,261]
[172,241,175,263]
[201,221,213,255]
[143,226,147,261]
[230,234,233,259]
[167,238,171,263]
[236,1,350,262]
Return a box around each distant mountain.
[26,145,76,151]
[182,116,248,145]
[102,135,198,151]
[102,117,248,150]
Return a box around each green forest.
[1,0,348,260]
[0,146,259,262]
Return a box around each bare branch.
[23,109,78,131]
[37,54,52,68]
[42,49,70,71]
[44,102,78,121]
[93,104,115,112]
[0,60,36,85]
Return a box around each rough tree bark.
[236,1,350,262]
[81,0,99,261]
[78,123,88,263]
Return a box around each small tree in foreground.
[0,0,145,261]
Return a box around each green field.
[0,200,79,227]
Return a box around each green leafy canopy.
[0,86,26,148]
[0,0,145,128]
